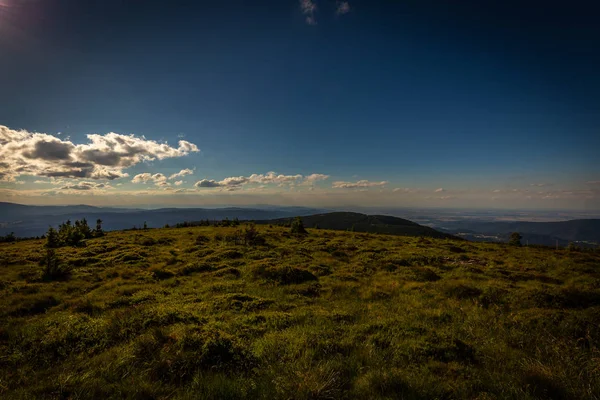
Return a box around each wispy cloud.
[299,0,317,25]
[168,168,194,180]
[194,171,326,190]
[530,183,552,187]
[336,1,350,15]
[303,173,330,184]
[59,181,112,191]
[434,188,445,193]
[393,188,420,193]
[300,0,351,25]
[0,125,199,182]
[332,180,388,189]
[131,173,168,186]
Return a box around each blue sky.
[0,0,598,209]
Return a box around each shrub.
[40,248,71,281]
[509,232,522,247]
[0,232,16,243]
[290,217,307,235]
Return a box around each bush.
[0,232,16,243]
[40,248,71,281]
[221,224,266,246]
[509,232,522,247]
[290,217,307,235]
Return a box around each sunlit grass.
[1,226,599,399]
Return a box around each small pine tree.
[290,217,307,235]
[45,227,61,248]
[509,232,522,247]
[143,221,148,230]
[79,218,92,238]
[95,219,104,237]
[41,247,70,281]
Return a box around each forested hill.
[259,212,459,239]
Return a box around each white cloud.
[0,125,199,182]
[131,173,168,186]
[302,173,330,185]
[332,180,388,189]
[194,171,311,190]
[220,176,250,186]
[168,168,194,180]
[247,172,303,185]
[586,180,600,185]
[174,180,183,186]
[434,188,445,192]
[195,179,221,188]
[59,181,112,191]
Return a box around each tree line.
[45,218,104,248]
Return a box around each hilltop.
[1,224,599,399]
[258,212,458,240]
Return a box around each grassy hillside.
[259,212,458,239]
[1,225,599,399]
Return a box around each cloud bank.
[194,171,330,190]
[0,125,199,182]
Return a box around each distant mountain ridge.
[258,212,459,240]
[441,219,600,246]
[0,202,326,237]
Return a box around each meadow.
[0,224,599,399]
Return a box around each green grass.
[1,226,599,399]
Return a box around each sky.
[0,0,598,210]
